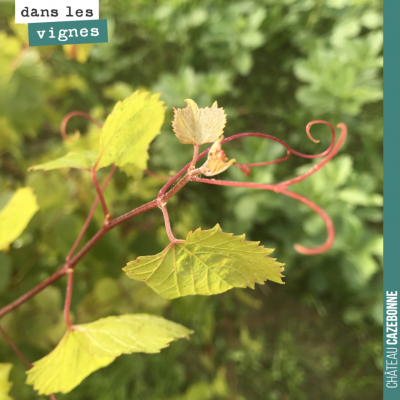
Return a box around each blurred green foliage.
[0,0,382,399]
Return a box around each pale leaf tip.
[201,136,235,176]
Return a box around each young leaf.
[28,150,98,172]
[0,187,39,250]
[96,91,165,171]
[172,99,226,145]
[200,136,236,176]
[26,314,192,395]
[0,363,13,400]
[124,225,284,299]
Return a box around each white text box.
[15,0,99,24]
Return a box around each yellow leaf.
[26,330,113,395]
[172,99,226,145]
[26,314,192,395]
[0,188,39,250]
[96,91,165,171]
[0,363,13,400]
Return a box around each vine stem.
[244,151,291,167]
[0,325,32,369]
[160,175,190,203]
[64,270,74,329]
[91,168,110,221]
[107,199,159,229]
[190,123,347,254]
[226,120,336,159]
[0,268,66,319]
[191,177,335,255]
[281,188,335,255]
[160,205,177,242]
[0,118,346,398]
[0,200,159,319]
[60,111,102,142]
[277,123,347,187]
[67,165,116,262]
[234,151,291,176]
[189,144,200,170]
[0,122,345,320]
[158,121,336,197]
[68,200,161,267]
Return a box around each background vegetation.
[0,0,383,399]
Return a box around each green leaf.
[26,314,192,395]
[28,150,98,171]
[0,187,39,250]
[172,99,226,145]
[96,91,165,171]
[0,363,13,400]
[124,225,284,299]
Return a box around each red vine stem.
[66,165,116,262]
[0,200,159,319]
[190,123,347,254]
[221,120,335,159]
[190,144,200,170]
[0,122,345,319]
[277,123,347,188]
[64,270,74,329]
[158,121,336,197]
[0,324,32,369]
[0,268,66,319]
[107,199,159,230]
[0,166,116,318]
[0,115,346,400]
[244,151,291,167]
[234,151,291,176]
[68,199,160,267]
[191,177,335,255]
[160,205,178,242]
[158,166,190,197]
[280,188,334,255]
[91,168,111,221]
[60,111,102,142]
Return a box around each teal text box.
[384,2,400,399]
[28,19,108,46]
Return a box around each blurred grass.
[0,0,382,399]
